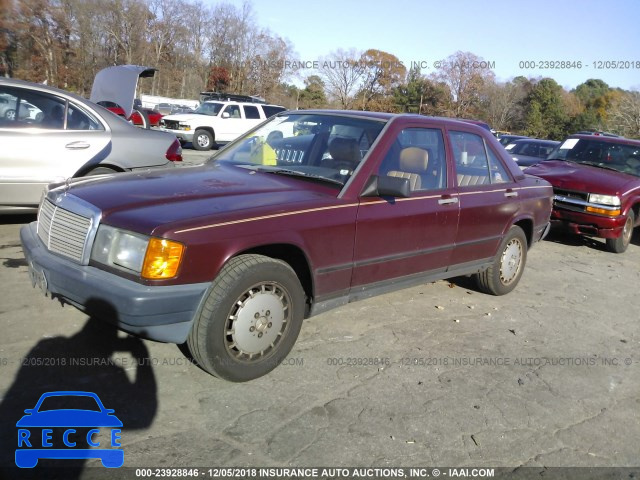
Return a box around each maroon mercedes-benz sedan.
[21,110,552,381]
[526,134,640,253]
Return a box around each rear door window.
[450,131,511,185]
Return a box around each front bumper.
[20,222,209,343]
[154,127,193,143]
[551,208,625,239]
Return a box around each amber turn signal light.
[586,206,620,216]
[141,238,184,279]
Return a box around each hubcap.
[224,282,291,361]
[500,238,522,285]
[197,134,210,147]
[622,215,633,246]
[6,110,15,120]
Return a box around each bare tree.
[480,79,527,131]
[102,0,150,65]
[358,49,406,110]
[318,49,364,109]
[607,90,640,139]
[431,51,495,118]
[0,0,18,77]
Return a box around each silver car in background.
[0,77,183,213]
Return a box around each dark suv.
[525,134,640,253]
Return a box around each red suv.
[526,134,640,253]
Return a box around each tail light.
[165,138,182,162]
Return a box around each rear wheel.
[193,129,214,150]
[187,254,305,382]
[5,109,16,120]
[606,210,634,254]
[475,225,527,296]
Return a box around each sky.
[209,0,640,91]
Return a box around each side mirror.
[221,112,230,119]
[361,175,411,198]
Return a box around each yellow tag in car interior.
[249,138,277,166]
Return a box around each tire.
[132,108,150,129]
[193,129,214,150]
[85,167,118,176]
[606,209,634,254]
[5,109,16,120]
[475,225,527,296]
[187,254,305,382]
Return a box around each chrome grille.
[37,199,92,263]
[162,119,180,130]
[553,188,588,201]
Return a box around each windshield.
[509,141,556,158]
[213,113,387,186]
[548,138,640,177]
[194,102,224,116]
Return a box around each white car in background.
[0,71,182,214]
[158,97,285,150]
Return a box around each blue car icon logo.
[15,391,123,468]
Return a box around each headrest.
[399,147,429,173]
[329,137,360,163]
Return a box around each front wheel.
[193,129,214,150]
[606,209,635,254]
[187,254,305,382]
[475,225,527,296]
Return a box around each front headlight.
[91,225,149,273]
[178,123,191,131]
[588,193,620,206]
[90,225,184,279]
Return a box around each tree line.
[1,0,639,139]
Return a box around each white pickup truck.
[157,100,286,150]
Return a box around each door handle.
[504,190,518,198]
[438,196,459,205]
[65,141,90,150]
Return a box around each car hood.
[62,163,340,235]
[525,160,638,195]
[16,410,123,427]
[161,114,211,122]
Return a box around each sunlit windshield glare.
[213,113,387,185]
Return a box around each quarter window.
[262,106,286,118]
[243,105,260,119]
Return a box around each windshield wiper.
[580,162,624,173]
[262,168,345,186]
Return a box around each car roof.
[286,110,495,131]
[568,134,640,147]
[203,100,285,108]
[510,138,560,145]
[0,77,91,106]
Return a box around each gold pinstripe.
[174,185,552,233]
[174,203,358,233]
